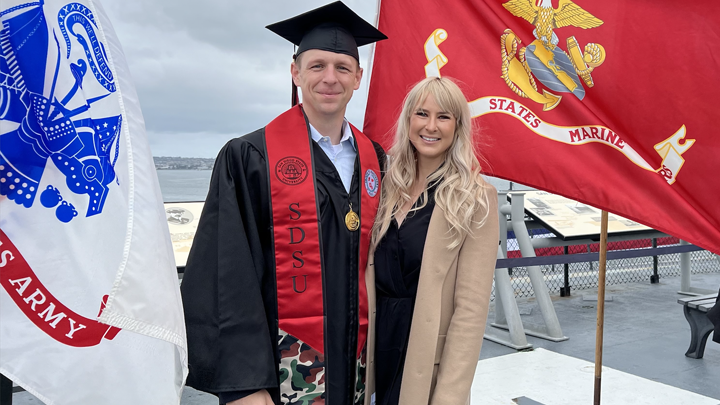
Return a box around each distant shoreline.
[153,156,214,170]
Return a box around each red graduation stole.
[264,105,380,357]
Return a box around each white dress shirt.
[309,120,357,193]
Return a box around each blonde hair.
[371,77,490,249]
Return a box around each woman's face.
[408,94,456,164]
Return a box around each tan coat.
[364,186,499,405]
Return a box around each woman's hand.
[228,389,273,405]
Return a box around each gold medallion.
[345,204,360,231]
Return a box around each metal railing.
[491,231,719,301]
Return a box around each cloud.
[102,0,379,157]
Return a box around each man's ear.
[291,61,301,86]
[354,67,364,91]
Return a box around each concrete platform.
[9,273,719,404]
[472,349,719,405]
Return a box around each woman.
[366,77,499,405]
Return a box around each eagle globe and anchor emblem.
[501,0,606,110]
[0,0,122,223]
[422,0,693,186]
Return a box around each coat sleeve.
[430,186,499,405]
[180,138,278,394]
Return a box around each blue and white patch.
[364,169,379,198]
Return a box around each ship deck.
[10,272,719,404]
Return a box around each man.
[180,2,387,405]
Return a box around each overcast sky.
[102,0,380,158]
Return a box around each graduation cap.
[266,1,387,106]
[266,1,387,62]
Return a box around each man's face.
[291,49,363,120]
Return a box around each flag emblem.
[419,1,694,186]
[276,156,309,185]
[364,169,379,197]
[501,0,605,111]
[0,2,123,224]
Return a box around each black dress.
[374,184,437,405]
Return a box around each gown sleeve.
[371,140,387,173]
[180,137,278,394]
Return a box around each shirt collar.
[309,120,357,150]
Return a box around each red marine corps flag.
[365,0,720,254]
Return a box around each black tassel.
[292,79,298,107]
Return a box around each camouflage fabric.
[278,329,326,405]
[354,346,367,405]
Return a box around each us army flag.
[365,0,720,254]
[0,0,187,403]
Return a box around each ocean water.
[156,170,213,202]
[155,169,533,202]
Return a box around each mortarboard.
[266,1,387,61]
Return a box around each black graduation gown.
[180,126,384,405]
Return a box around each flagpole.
[594,210,609,405]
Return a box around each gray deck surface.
[480,271,720,401]
[10,272,720,404]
